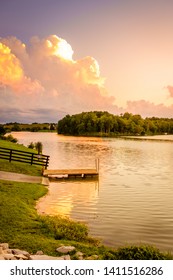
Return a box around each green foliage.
[1,134,18,143]
[3,122,54,132]
[28,141,43,154]
[0,125,6,136]
[35,141,43,154]
[39,215,95,243]
[28,142,35,149]
[57,111,173,136]
[113,245,172,260]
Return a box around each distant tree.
[11,123,21,131]
[31,126,41,132]
[4,134,18,143]
[57,111,173,136]
[28,142,35,149]
[50,123,55,130]
[35,142,43,154]
[0,125,6,136]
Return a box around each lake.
[11,132,173,253]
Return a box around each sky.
[1,0,173,123]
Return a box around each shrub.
[28,142,35,149]
[114,245,170,260]
[35,142,43,154]
[0,125,6,136]
[39,215,92,242]
[2,134,18,143]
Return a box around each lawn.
[0,179,105,258]
[0,139,42,176]
[1,179,172,259]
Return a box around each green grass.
[0,139,35,151]
[0,179,172,259]
[0,139,42,176]
[0,179,103,258]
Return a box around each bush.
[39,215,90,242]
[27,141,43,154]
[35,142,43,154]
[2,134,18,143]
[28,142,35,149]
[0,125,6,136]
[114,245,170,260]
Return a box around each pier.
[43,159,99,180]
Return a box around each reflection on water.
[12,132,173,252]
[37,180,99,220]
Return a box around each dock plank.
[43,169,98,177]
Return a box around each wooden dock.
[43,168,99,179]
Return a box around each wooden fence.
[0,146,50,169]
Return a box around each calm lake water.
[12,132,173,252]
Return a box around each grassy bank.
[0,139,173,259]
[1,179,172,259]
[0,179,109,259]
[0,139,42,176]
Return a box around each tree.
[35,142,43,154]
[57,111,173,136]
[0,125,6,136]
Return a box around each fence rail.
[0,146,49,169]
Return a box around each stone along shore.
[0,243,99,260]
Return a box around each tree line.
[1,122,57,132]
[57,111,173,136]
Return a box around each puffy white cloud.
[0,35,117,122]
[0,34,173,122]
[0,41,43,95]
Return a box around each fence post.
[45,156,49,169]
[31,153,34,165]
[9,149,12,162]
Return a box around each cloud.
[0,41,43,95]
[126,100,173,118]
[166,85,173,98]
[0,35,118,122]
[0,34,173,123]
[0,105,67,123]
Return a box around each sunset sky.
[1,0,173,122]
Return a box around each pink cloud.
[126,100,173,118]
[0,35,116,118]
[166,85,173,98]
[0,34,173,122]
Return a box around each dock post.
[95,158,99,173]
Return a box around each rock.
[0,242,79,260]
[14,254,28,260]
[4,249,13,254]
[63,255,71,260]
[75,251,84,260]
[36,250,44,255]
[30,254,65,260]
[0,243,9,250]
[12,249,30,257]
[86,255,99,260]
[56,246,75,254]
[3,254,17,260]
